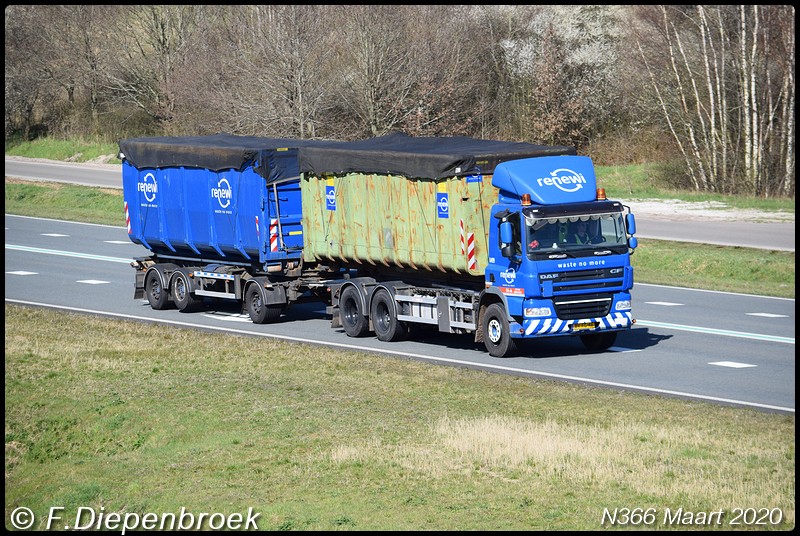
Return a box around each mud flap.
[134,271,145,299]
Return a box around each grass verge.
[5,304,795,530]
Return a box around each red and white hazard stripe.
[270,218,279,252]
[124,201,131,234]
[460,219,465,254]
[467,232,476,270]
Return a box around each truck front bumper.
[516,311,633,339]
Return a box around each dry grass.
[5,305,795,530]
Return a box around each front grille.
[541,267,625,295]
[551,268,607,282]
[553,294,612,319]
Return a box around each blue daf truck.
[120,133,638,357]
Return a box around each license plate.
[572,321,599,332]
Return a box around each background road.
[5,214,795,414]
[5,157,795,252]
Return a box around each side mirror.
[629,236,638,250]
[626,213,636,235]
[499,221,515,258]
[500,221,514,244]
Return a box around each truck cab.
[483,155,637,356]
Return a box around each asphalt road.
[5,214,795,413]
[5,157,795,251]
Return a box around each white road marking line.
[6,271,38,276]
[203,312,252,322]
[645,301,684,306]
[746,312,789,318]
[709,361,757,368]
[77,280,110,285]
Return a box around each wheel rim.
[375,301,390,333]
[487,318,502,343]
[175,278,186,301]
[250,289,263,315]
[342,297,358,328]
[150,277,162,300]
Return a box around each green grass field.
[5,305,795,530]
[4,139,796,530]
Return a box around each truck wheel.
[246,284,282,324]
[145,270,171,310]
[172,272,203,313]
[580,332,617,351]
[340,285,369,337]
[370,289,407,342]
[482,303,518,357]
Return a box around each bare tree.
[759,6,795,198]
[395,5,486,137]
[5,6,46,139]
[165,6,339,138]
[103,6,205,131]
[474,6,626,148]
[37,6,118,136]
[3,4,794,200]
[633,5,795,197]
[324,5,422,138]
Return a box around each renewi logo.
[138,172,158,203]
[536,168,586,193]
[211,177,232,209]
[500,267,516,285]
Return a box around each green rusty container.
[301,172,499,277]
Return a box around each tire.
[340,285,369,337]
[580,331,617,351]
[482,303,518,357]
[370,289,407,342]
[245,283,283,324]
[172,272,203,313]
[145,269,171,310]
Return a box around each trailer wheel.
[370,289,407,342]
[340,285,369,337]
[172,272,203,313]
[145,270,171,310]
[580,332,617,351]
[482,303,518,357]
[246,284,282,324]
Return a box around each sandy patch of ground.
[619,198,794,223]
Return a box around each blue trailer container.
[121,134,347,322]
[121,135,310,268]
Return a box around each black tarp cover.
[119,132,577,184]
[298,132,577,179]
[118,134,335,184]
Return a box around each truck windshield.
[524,211,628,258]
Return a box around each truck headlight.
[615,300,631,311]
[524,307,552,317]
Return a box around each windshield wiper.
[593,250,613,256]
